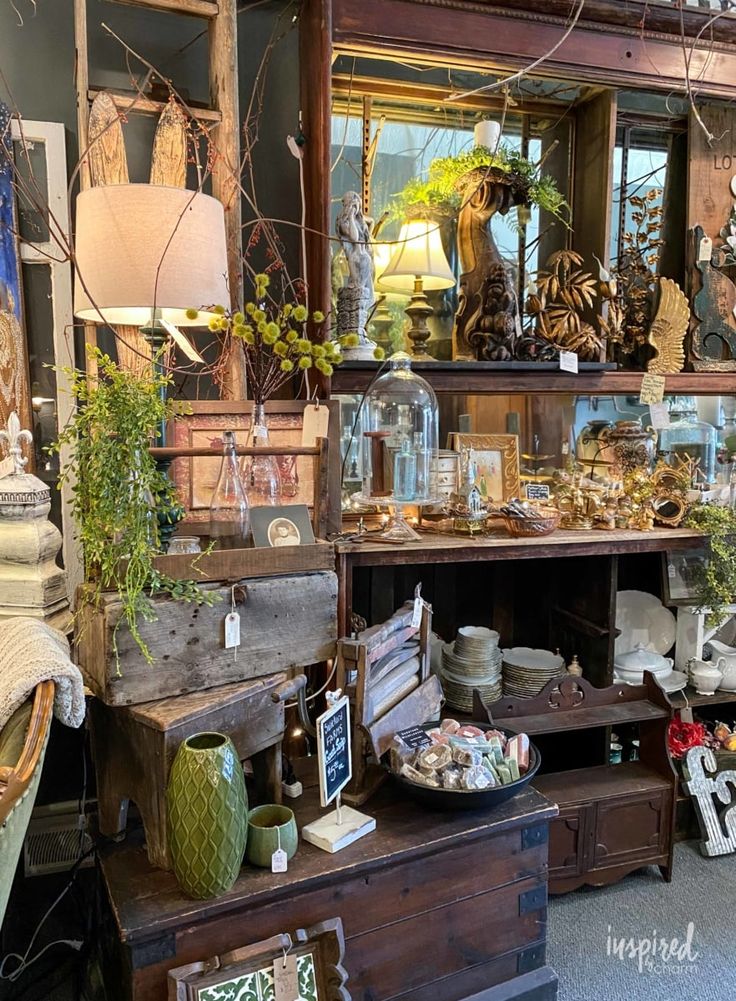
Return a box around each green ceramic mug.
[246,804,299,868]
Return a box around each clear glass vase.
[209,430,251,548]
[243,404,282,506]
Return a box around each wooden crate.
[77,570,338,706]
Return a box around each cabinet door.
[592,791,671,869]
[547,805,589,879]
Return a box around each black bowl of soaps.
[384,718,540,811]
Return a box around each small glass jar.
[657,396,717,486]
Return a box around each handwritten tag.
[411,596,423,629]
[650,402,671,430]
[699,235,713,262]
[301,403,329,446]
[0,456,13,480]
[224,611,241,650]
[559,350,578,374]
[273,953,300,1001]
[271,847,288,873]
[639,373,666,405]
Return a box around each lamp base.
[404,280,435,361]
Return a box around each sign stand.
[302,692,376,853]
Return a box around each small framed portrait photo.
[251,503,316,549]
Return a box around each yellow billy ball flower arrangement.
[188,274,362,403]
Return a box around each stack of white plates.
[502,647,566,699]
[440,627,502,712]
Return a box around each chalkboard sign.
[395,725,432,750]
[316,696,352,807]
[525,482,550,502]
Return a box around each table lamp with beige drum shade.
[377,220,455,361]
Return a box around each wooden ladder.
[73,0,245,396]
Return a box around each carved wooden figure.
[682,745,736,857]
[452,168,526,361]
[691,225,736,370]
[647,277,690,374]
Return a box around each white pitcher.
[716,656,736,692]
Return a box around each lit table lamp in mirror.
[370,240,399,354]
[377,220,455,361]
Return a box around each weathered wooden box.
[77,570,338,706]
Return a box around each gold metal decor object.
[647,278,690,374]
[554,470,603,530]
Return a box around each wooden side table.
[90,673,291,870]
[97,773,558,1001]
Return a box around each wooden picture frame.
[167,919,350,1001]
[450,433,521,503]
[169,400,341,535]
[661,548,709,606]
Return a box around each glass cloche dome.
[357,353,439,541]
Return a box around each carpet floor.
[548,840,734,1001]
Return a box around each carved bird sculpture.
[647,277,690,374]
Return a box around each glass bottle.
[657,396,717,486]
[717,396,736,486]
[413,431,430,501]
[244,403,282,507]
[393,438,417,501]
[209,431,250,548]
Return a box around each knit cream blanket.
[0,618,85,729]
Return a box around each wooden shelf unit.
[331,363,736,396]
[476,675,678,894]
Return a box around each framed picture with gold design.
[449,433,520,504]
[167,919,350,1001]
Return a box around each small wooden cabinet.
[478,674,677,894]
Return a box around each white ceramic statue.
[335,191,378,359]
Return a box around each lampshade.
[378,220,455,293]
[74,184,230,326]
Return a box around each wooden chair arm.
[0,681,54,827]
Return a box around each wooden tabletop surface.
[334,526,705,562]
[99,772,557,944]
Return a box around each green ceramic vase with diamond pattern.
[167,731,248,899]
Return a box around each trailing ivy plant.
[390,144,569,222]
[684,503,736,623]
[50,347,217,666]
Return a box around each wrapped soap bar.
[456,725,484,738]
[507,757,520,782]
[440,718,461,734]
[496,762,512,785]
[442,766,463,790]
[485,736,503,764]
[417,744,452,773]
[390,739,417,773]
[428,729,450,745]
[505,733,530,773]
[463,765,495,790]
[400,763,426,784]
[485,729,508,745]
[452,745,481,768]
[483,757,500,783]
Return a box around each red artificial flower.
[668,716,708,760]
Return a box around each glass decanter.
[657,396,717,486]
[209,430,250,548]
[243,403,282,506]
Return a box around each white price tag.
[649,402,671,430]
[301,402,330,446]
[271,847,288,873]
[559,350,578,374]
[698,236,713,262]
[0,456,13,479]
[639,374,666,405]
[273,953,299,1001]
[680,707,694,724]
[411,596,423,629]
[224,611,241,650]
